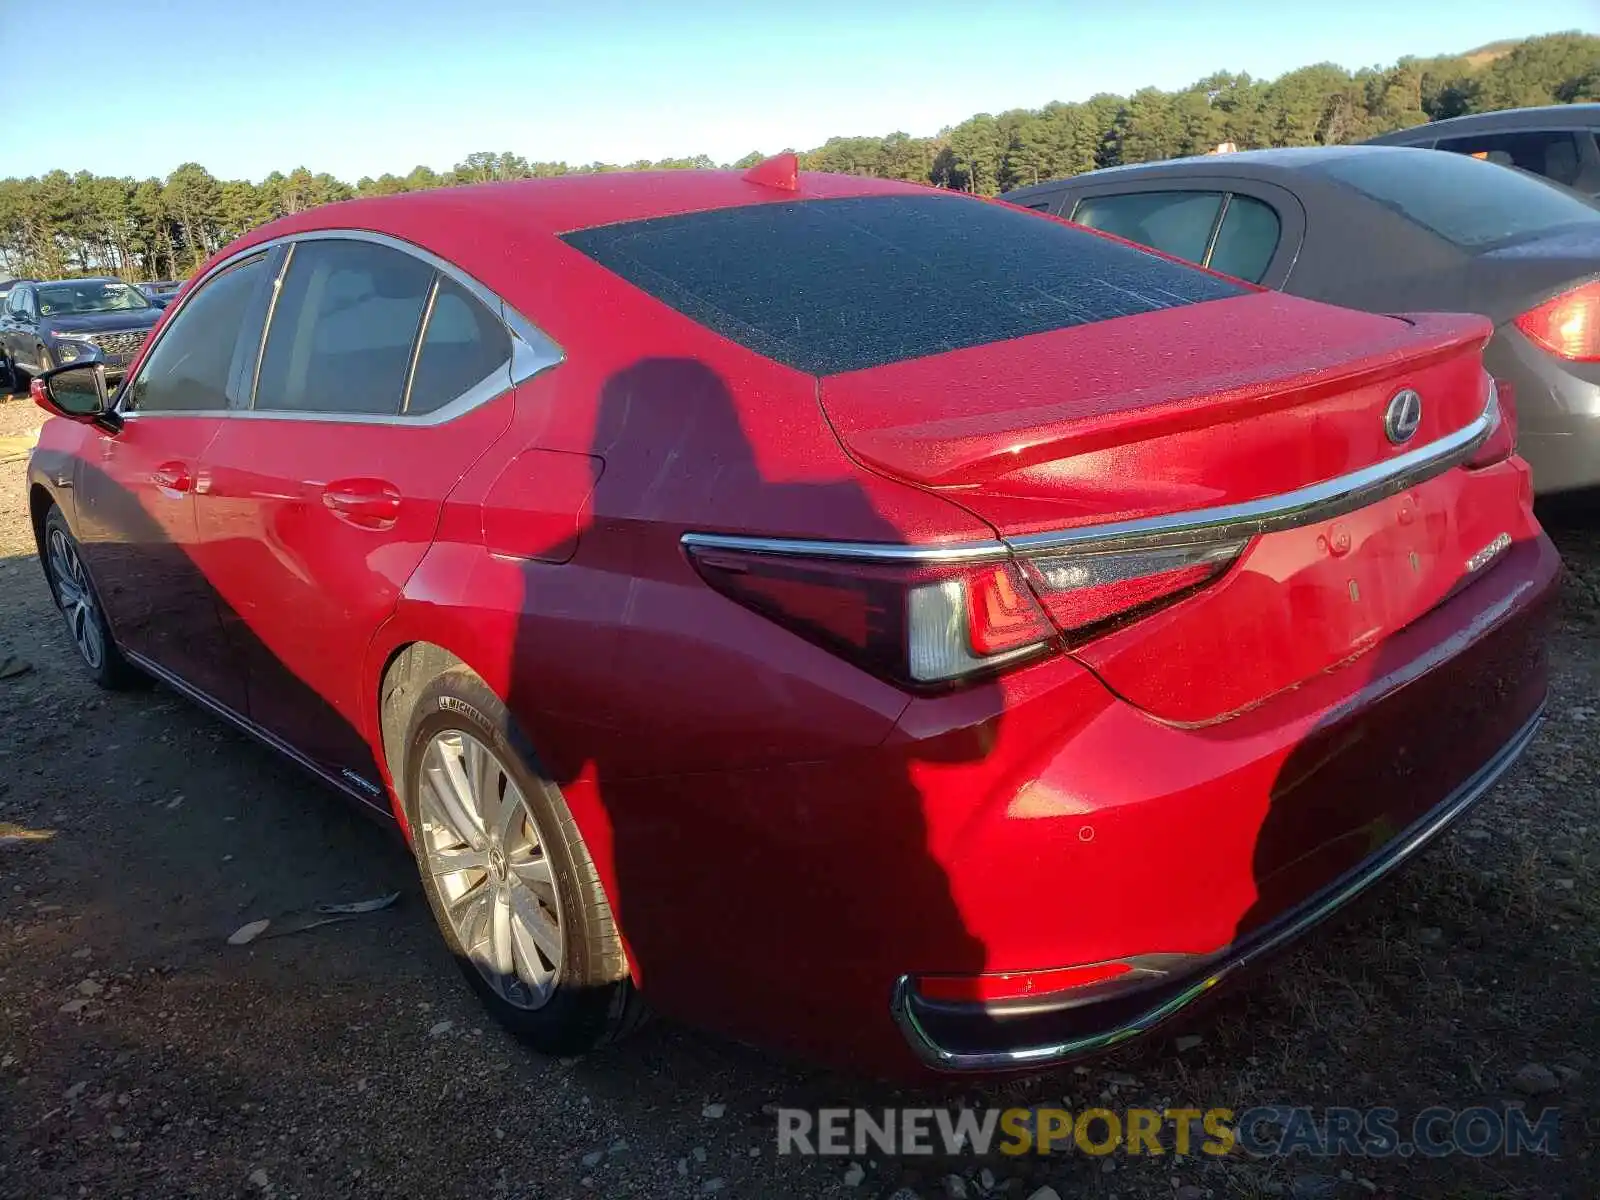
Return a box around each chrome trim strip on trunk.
[682,390,1496,565]
[682,530,1010,564]
[1006,390,1496,556]
[888,701,1545,1072]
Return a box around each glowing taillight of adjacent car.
[684,538,1243,687]
[1514,280,1600,362]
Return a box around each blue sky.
[16,0,1597,183]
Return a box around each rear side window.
[255,240,433,415]
[405,277,511,415]
[126,254,268,413]
[1434,130,1585,189]
[1071,192,1223,265]
[1315,150,1600,249]
[562,194,1244,375]
[1208,196,1281,283]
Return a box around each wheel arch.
[369,632,517,841]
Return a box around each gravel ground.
[0,393,1595,1200]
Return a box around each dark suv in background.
[138,279,184,306]
[1365,103,1600,197]
[0,277,162,385]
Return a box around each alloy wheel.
[47,528,105,671]
[417,730,564,1009]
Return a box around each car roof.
[33,276,124,287]
[1002,144,1436,200]
[246,169,932,244]
[1365,103,1600,143]
[192,169,953,345]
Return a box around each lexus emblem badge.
[1384,388,1423,445]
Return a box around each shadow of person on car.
[1232,522,1556,1007]
[498,356,1010,1079]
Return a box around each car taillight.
[685,546,1055,686]
[1465,377,1517,470]
[1514,280,1600,361]
[1017,541,1244,640]
[685,535,1243,687]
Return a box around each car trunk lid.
[818,291,1502,723]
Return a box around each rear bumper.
[891,702,1545,1072]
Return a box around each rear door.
[192,235,518,793]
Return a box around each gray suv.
[1365,103,1600,197]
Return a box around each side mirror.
[32,363,121,433]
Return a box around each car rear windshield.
[561,194,1246,375]
[1313,150,1600,250]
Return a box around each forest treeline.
[2,31,1596,282]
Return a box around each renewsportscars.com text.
[776,1105,1560,1159]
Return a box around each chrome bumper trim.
[890,700,1545,1072]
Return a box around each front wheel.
[394,650,645,1055]
[41,508,142,690]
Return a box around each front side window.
[9,288,34,318]
[125,254,269,413]
[37,280,151,317]
[1071,191,1224,265]
[1434,130,1585,189]
[1207,196,1281,283]
[254,240,433,415]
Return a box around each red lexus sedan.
[26,158,1556,1076]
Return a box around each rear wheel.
[41,508,142,689]
[394,652,644,1054]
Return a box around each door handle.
[322,478,402,530]
[151,462,192,493]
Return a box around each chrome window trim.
[246,242,294,408]
[116,227,563,425]
[681,388,1495,564]
[400,274,441,415]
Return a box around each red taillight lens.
[1018,541,1244,640]
[1465,377,1517,470]
[686,535,1243,686]
[964,565,1056,654]
[1514,281,1600,361]
[684,547,1055,686]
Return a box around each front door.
[193,236,517,790]
[73,251,275,713]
